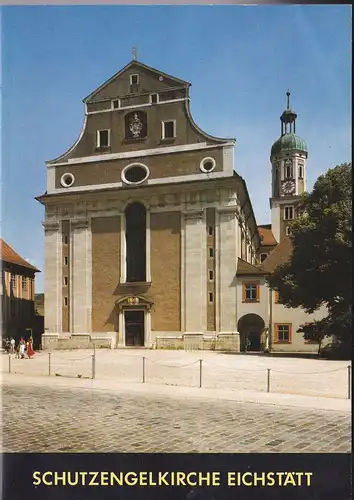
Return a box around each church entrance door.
[125,310,144,347]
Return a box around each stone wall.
[41,333,113,350]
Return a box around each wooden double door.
[124,310,144,347]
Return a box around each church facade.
[37,60,326,352]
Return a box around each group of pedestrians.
[3,336,35,359]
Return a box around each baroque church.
[37,59,326,352]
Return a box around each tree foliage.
[267,163,352,348]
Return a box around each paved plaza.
[1,380,351,453]
[1,349,351,399]
[2,350,351,453]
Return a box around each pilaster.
[71,218,90,333]
[217,206,238,334]
[42,220,62,334]
[183,209,207,333]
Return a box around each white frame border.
[161,119,177,139]
[121,162,150,186]
[60,172,75,188]
[200,157,216,173]
[96,129,111,148]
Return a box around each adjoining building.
[36,60,326,352]
[0,238,40,343]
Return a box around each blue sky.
[1,5,351,292]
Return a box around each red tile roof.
[260,237,293,273]
[0,239,40,272]
[236,258,265,276]
[258,226,277,246]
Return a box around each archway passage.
[238,314,265,352]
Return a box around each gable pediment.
[84,60,190,104]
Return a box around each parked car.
[319,342,348,360]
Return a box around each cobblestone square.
[1,382,351,453]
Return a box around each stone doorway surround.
[115,295,153,348]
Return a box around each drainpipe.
[268,283,273,351]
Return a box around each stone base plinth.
[41,333,114,350]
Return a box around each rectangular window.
[275,324,292,343]
[162,120,176,139]
[64,297,68,307]
[64,276,68,286]
[260,253,267,263]
[284,206,294,220]
[285,226,292,236]
[209,247,214,258]
[208,226,213,236]
[112,99,120,109]
[64,235,68,245]
[150,93,159,104]
[97,129,110,148]
[130,74,139,85]
[11,274,16,288]
[209,270,214,281]
[22,276,27,291]
[209,292,214,303]
[242,282,260,302]
[298,165,303,178]
[64,256,68,266]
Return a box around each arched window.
[284,159,293,179]
[298,163,304,179]
[125,202,146,282]
[125,111,147,140]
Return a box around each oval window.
[200,157,216,173]
[122,163,149,185]
[60,173,75,188]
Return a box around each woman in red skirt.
[27,337,35,359]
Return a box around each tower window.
[64,276,68,286]
[209,292,214,303]
[284,160,293,178]
[97,129,110,148]
[209,247,214,258]
[64,256,68,265]
[162,121,176,139]
[298,164,304,179]
[285,226,292,236]
[284,206,294,220]
[209,270,214,281]
[64,236,68,245]
[208,226,213,236]
[64,297,68,307]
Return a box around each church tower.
[270,91,308,242]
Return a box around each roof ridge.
[0,238,40,272]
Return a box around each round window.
[200,157,216,173]
[122,163,150,185]
[60,173,75,188]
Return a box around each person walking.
[10,337,15,355]
[19,337,26,359]
[27,337,35,359]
